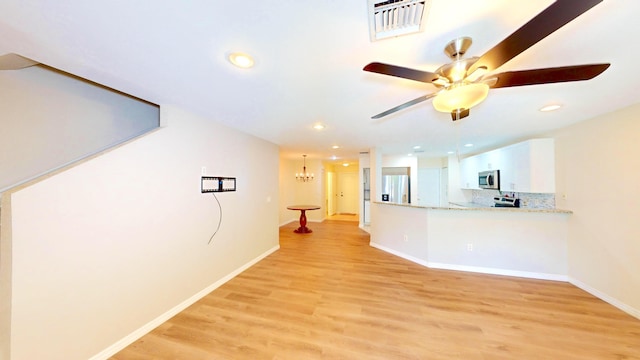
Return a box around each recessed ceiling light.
[342,163,349,167]
[313,124,325,130]
[447,151,455,154]
[331,156,337,160]
[228,52,255,68]
[407,153,413,156]
[464,143,474,148]
[540,104,562,112]
[332,145,340,149]
[413,145,421,150]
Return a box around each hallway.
[325,213,358,222]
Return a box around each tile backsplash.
[472,190,555,209]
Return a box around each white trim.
[89,244,280,360]
[427,262,568,282]
[370,242,429,267]
[570,277,640,321]
[279,219,296,227]
[370,241,568,281]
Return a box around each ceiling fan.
[363,0,610,121]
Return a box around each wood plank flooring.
[325,213,358,221]
[112,220,640,359]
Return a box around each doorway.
[336,172,358,215]
[417,168,441,206]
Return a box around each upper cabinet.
[505,139,555,193]
[460,139,555,193]
[459,156,479,189]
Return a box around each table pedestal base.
[293,209,312,233]
[294,227,312,234]
[286,206,321,234]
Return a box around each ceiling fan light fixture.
[228,52,254,68]
[432,83,489,113]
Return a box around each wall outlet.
[201,166,207,175]
[467,243,473,251]
[403,234,408,242]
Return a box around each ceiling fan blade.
[371,93,438,119]
[364,62,440,84]
[469,0,602,74]
[488,63,610,88]
[0,53,39,70]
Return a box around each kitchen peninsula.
[369,201,572,281]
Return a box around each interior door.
[417,168,441,206]
[337,172,358,214]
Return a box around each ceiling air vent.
[368,0,432,42]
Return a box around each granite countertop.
[373,201,573,214]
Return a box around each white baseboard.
[569,277,640,321]
[279,219,296,227]
[370,242,568,282]
[89,244,280,360]
[369,242,429,267]
[427,262,568,282]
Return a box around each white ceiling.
[1,0,637,164]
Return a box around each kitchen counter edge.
[373,201,573,214]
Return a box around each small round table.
[287,205,321,233]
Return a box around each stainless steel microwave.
[479,170,500,190]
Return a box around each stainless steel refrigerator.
[382,174,410,204]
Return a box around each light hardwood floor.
[112,220,640,359]
[325,213,358,222]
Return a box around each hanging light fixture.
[296,154,314,182]
[432,83,489,115]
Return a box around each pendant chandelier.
[296,154,314,182]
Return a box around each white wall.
[426,209,568,278]
[359,153,371,227]
[278,158,296,225]
[0,66,159,192]
[1,105,280,360]
[552,103,640,316]
[370,203,568,280]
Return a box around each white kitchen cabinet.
[499,139,555,193]
[499,142,529,192]
[458,139,555,193]
[459,156,479,189]
[476,148,503,172]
